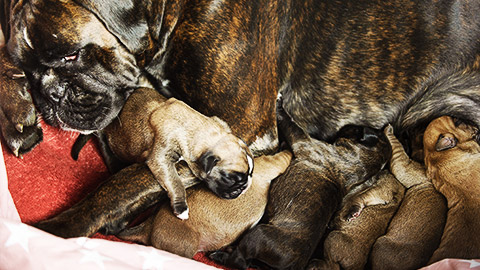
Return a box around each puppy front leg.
[146,157,189,220]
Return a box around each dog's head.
[7,0,150,133]
[197,135,254,199]
[423,116,480,177]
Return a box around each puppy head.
[423,116,479,177]
[333,125,391,188]
[7,0,149,133]
[198,134,254,199]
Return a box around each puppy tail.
[400,58,480,132]
[117,217,153,245]
[276,96,311,148]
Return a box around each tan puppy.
[423,116,480,263]
[118,150,292,258]
[311,170,404,270]
[104,87,254,220]
[369,125,447,270]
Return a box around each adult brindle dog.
[2,0,480,268]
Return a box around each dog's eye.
[63,53,78,62]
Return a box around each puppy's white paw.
[176,208,189,220]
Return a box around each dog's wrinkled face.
[198,135,254,199]
[7,0,143,133]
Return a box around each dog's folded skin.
[423,116,480,262]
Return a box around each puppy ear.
[73,0,149,53]
[435,134,457,151]
[199,151,219,175]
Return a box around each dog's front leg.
[0,46,42,156]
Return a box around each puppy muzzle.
[205,172,250,199]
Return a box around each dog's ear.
[73,0,149,53]
[199,151,219,175]
[435,134,457,151]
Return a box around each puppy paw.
[173,202,189,220]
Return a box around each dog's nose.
[44,86,66,102]
[42,69,66,102]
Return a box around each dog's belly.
[156,0,480,143]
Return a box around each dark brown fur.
[423,116,480,263]
[0,46,42,157]
[369,125,447,270]
[34,163,189,238]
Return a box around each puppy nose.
[220,176,237,187]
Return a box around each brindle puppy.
[369,125,447,270]
[423,116,480,263]
[210,99,391,270]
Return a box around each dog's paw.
[210,250,249,270]
[306,259,332,270]
[0,48,43,156]
[173,202,189,220]
[0,113,43,157]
